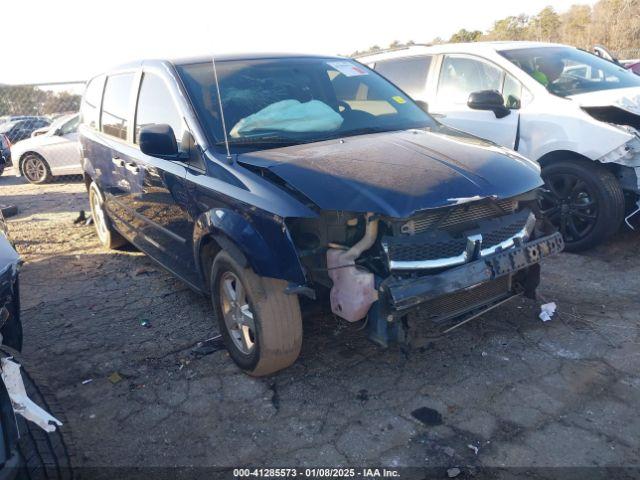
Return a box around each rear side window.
[101,73,135,140]
[80,76,104,129]
[135,73,184,146]
[374,56,432,96]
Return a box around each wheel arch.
[193,208,307,290]
[537,150,592,168]
[537,149,621,177]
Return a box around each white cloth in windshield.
[229,99,343,137]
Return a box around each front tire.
[210,250,302,376]
[88,182,127,249]
[540,159,624,252]
[21,154,52,184]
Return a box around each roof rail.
[352,43,433,59]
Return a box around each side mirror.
[415,100,429,113]
[467,90,510,119]
[139,124,178,159]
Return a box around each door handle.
[430,112,447,118]
[112,157,125,167]
[125,162,140,174]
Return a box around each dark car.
[0,117,51,154]
[0,211,21,352]
[0,135,9,176]
[0,214,74,480]
[79,54,563,376]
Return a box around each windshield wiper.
[215,136,302,147]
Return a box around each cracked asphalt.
[1,173,640,473]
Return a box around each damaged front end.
[582,105,640,226]
[288,191,564,346]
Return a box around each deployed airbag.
[230,99,343,137]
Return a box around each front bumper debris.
[366,231,563,347]
[383,231,564,312]
[1,357,62,432]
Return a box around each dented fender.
[193,207,308,286]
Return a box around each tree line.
[0,86,81,117]
[351,0,640,58]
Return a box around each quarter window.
[374,56,432,96]
[81,76,104,129]
[135,73,184,146]
[438,56,503,104]
[101,73,135,140]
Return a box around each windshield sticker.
[392,96,407,104]
[328,61,368,77]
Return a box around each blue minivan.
[79,54,563,375]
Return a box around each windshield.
[500,46,640,97]
[176,57,435,150]
[49,114,79,135]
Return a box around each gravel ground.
[1,172,640,475]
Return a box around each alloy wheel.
[89,187,109,244]
[219,271,256,355]
[540,172,598,244]
[23,156,46,183]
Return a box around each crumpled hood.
[569,87,640,115]
[237,128,543,218]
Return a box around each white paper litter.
[539,302,557,322]
[467,444,479,455]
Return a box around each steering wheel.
[337,100,352,113]
[548,76,582,95]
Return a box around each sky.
[3,0,598,85]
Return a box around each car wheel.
[540,159,624,252]
[211,250,302,376]
[0,345,76,479]
[21,154,52,184]
[88,182,127,249]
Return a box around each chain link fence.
[0,81,85,181]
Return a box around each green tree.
[485,14,531,40]
[449,29,482,43]
[560,4,593,48]
[529,6,561,42]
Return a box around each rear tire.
[88,182,127,249]
[540,159,624,252]
[210,250,302,376]
[0,346,75,480]
[20,154,52,185]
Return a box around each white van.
[359,42,640,251]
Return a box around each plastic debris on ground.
[539,302,557,322]
[73,210,86,224]
[411,407,443,426]
[0,205,18,218]
[468,444,479,455]
[447,467,461,478]
[140,320,151,328]
[191,335,225,358]
[108,372,123,384]
[81,379,93,385]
